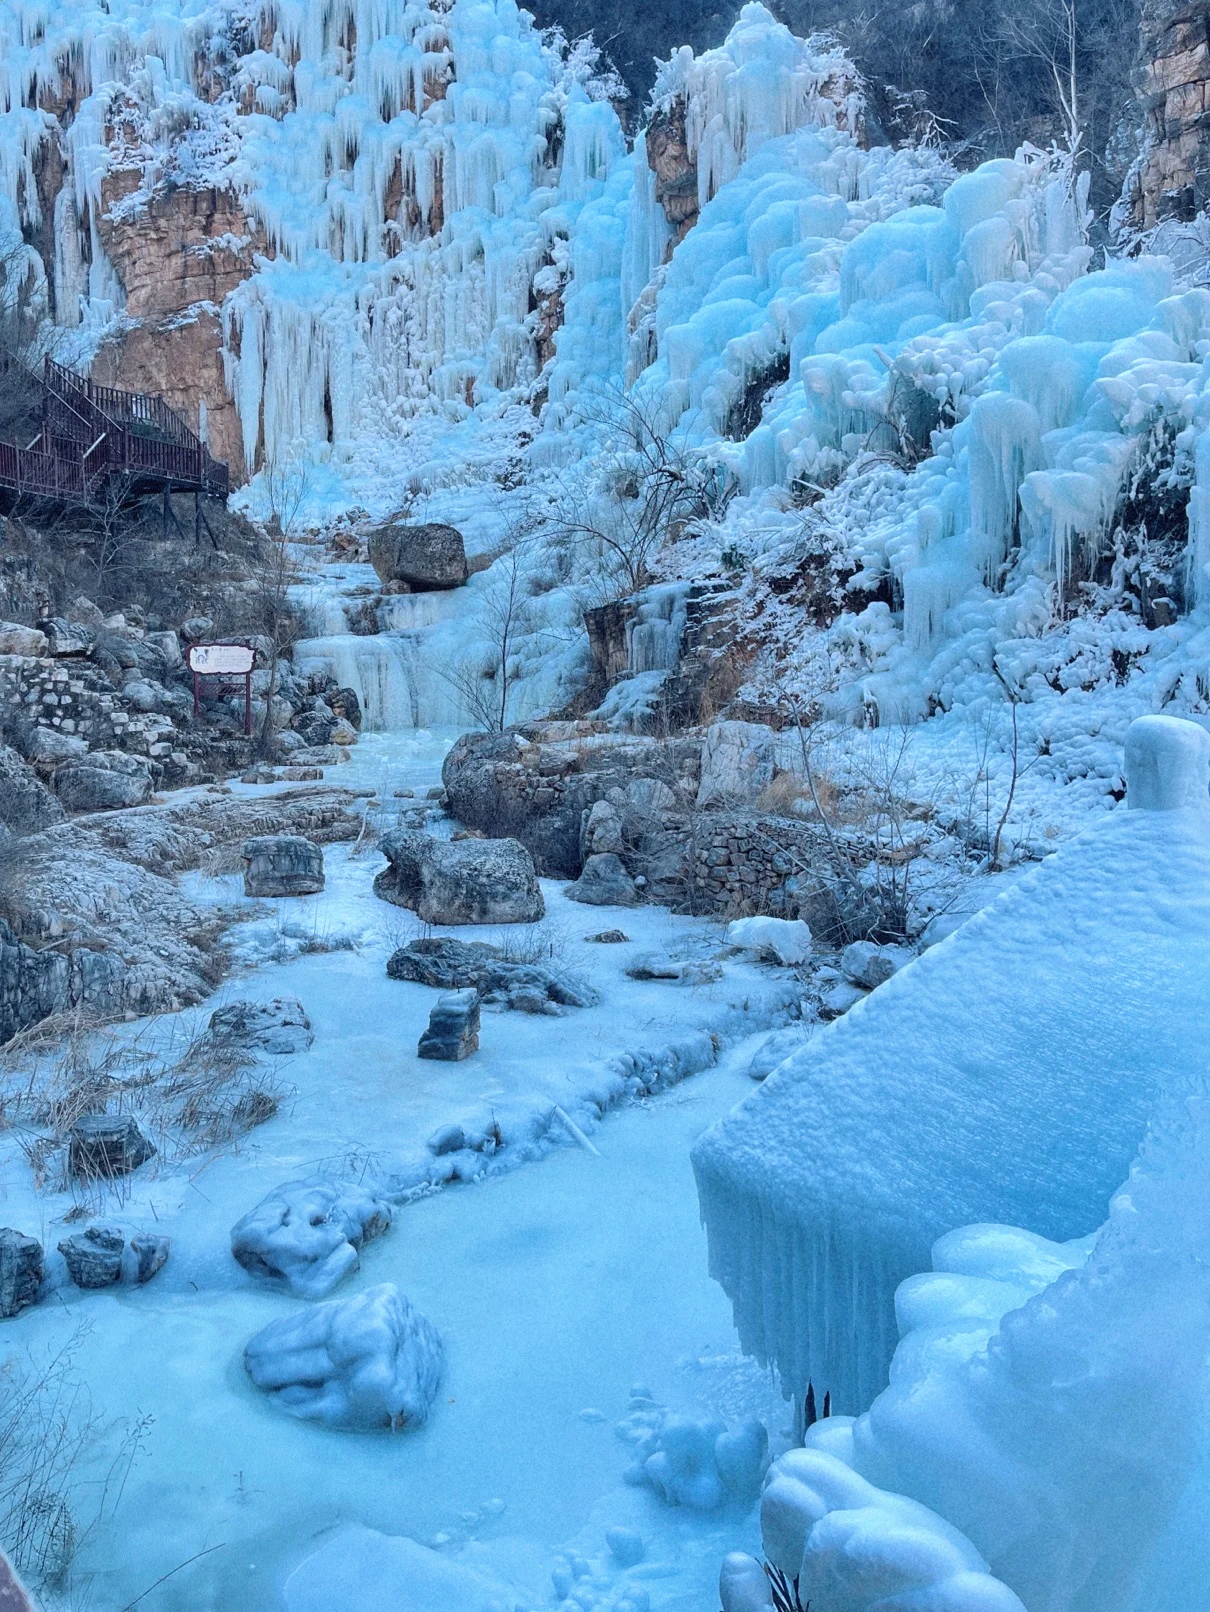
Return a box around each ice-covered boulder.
[59,1225,124,1288]
[241,834,325,897]
[1125,714,1210,811]
[244,1281,444,1430]
[697,722,776,808]
[368,521,468,590]
[208,996,314,1055]
[564,852,641,906]
[417,988,480,1060]
[231,1180,392,1298]
[68,1115,155,1179]
[374,830,544,924]
[747,1025,813,1080]
[726,916,812,964]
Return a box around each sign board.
[188,641,257,736]
[187,642,256,675]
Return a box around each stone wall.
[0,654,179,762]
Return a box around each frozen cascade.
[294,630,469,730]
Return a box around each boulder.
[68,1115,155,1179]
[208,996,314,1055]
[747,1025,813,1081]
[241,834,325,897]
[0,622,47,656]
[147,630,182,670]
[696,721,776,808]
[581,799,625,858]
[129,1233,171,1284]
[587,929,630,943]
[374,831,544,925]
[0,745,65,835]
[243,1281,444,1430]
[293,707,339,748]
[820,980,867,1018]
[0,1228,43,1318]
[564,852,641,907]
[54,751,154,812]
[387,937,502,988]
[328,686,362,729]
[231,1180,392,1298]
[418,988,480,1060]
[22,727,88,767]
[42,618,94,656]
[368,521,468,590]
[725,916,812,965]
[59,1225,124,1289]
[840,940,912,990]
[180,616,214,642]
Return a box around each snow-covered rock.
[1125,714,1210,812]
[231,1180,392,1298]
[726,916,812,965]
[618,1392,768,1510]
[756,1448,1025,1612]
[840,941,912,989]
[417,988,480,1061]
[747,1024,813,1080]
[243,1282,444,1431]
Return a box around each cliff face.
[92,180,268,483]
[1127,0,1210,227]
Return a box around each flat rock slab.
[208,996,314,1055]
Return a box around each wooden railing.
[0,354,229,503]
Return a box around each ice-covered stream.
[0,551,807,1610]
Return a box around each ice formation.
[692,718,1210,1412]
[244,1279,444,1429]
[231,1178,393,1297]
[616,1389,769,1510]
[746,1446,1026,1612]
[724,916,812,965]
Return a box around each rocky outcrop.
[0,787,366,1045]
[1127,0,1210,227]
[646,98,700,246]
[367,522,469,590]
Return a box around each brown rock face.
[92,177,267,482]
[1129,0,1210,226]
[646,98,700,248]
[92,308,247,484]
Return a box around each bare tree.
[441,538,534,732]
[550,384,735,600]
[248,445,311,754]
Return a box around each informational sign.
[188,641,258,735]
[187,642,256,675]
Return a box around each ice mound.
[244,1281,444,1431]
[231,1180,392,1298]
[1125,713,1210,811]
[735,1447,1025,1612]
[617,1390,768,1509]
[282,1523,520,1612]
